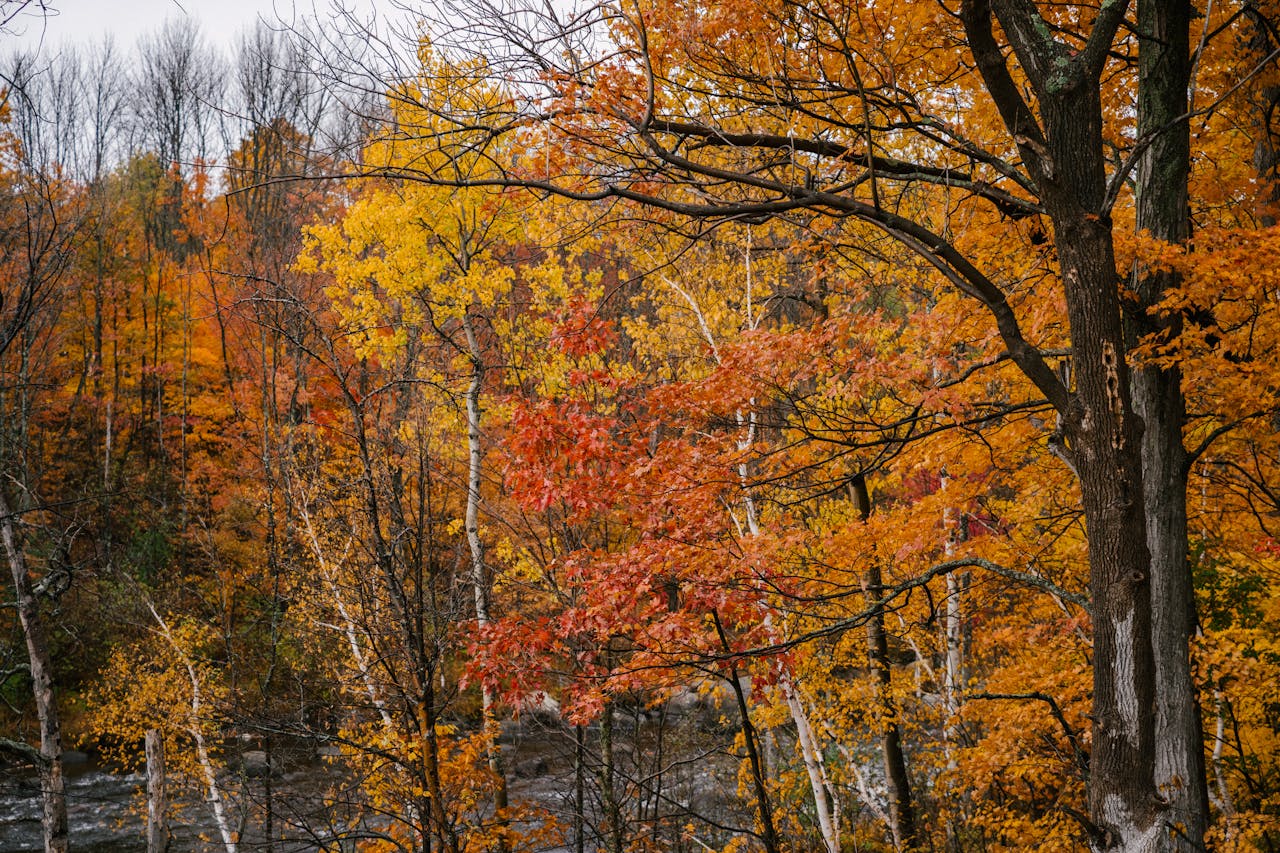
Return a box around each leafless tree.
[0,43,83,853]
[133,17,225,179]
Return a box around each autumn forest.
[2,0,1280,851]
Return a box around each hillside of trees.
[2,1,1280,851]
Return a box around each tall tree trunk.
[963,5,1163,847]
[461,312,508,815]
[1049,131,1160,853]
[0,491,68,853]
[850,475,917,852]
[1131,2,1209,849]
[1063,217,1160,853]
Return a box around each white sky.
[8,0,390,56]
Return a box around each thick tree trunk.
[1043,87,1162,851]
[0,491,68,853]
[1248,0,1280,223]
[961,4,1165,846]
[1061,223,1161,853]
[1132,2,1209,848]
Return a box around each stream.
[0,753,349,852]
[2,756,151,852]
[0,710,744,851]
[0,747,585,852]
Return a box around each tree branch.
[0,736,45,766]
[969,691,1090,776]
[649,119,1043,218]
[960,0,1053,185]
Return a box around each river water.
[0,756,340,852]
[0,711,743,851]
[1,759,151,852]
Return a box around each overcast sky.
[8,0,389,56]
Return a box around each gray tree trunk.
[1248,0,1280,223]
[0,491,68,853]
[963,3,1163,848]
[1131,2,1209,849]
[146,729,170,853]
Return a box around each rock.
[498,718,521,744]
[242,750,272,778]
[516,692,562,724]
[513,756,548,779]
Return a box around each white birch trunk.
[0,491,68,853]
[940,475,964,752]
[782,679,841,853]
[461,312,506,808]
[147,604,237,853]
[832,739,891,827]
[1209,688,1235,843]
[296,505,396,731]
[666,264,842,853]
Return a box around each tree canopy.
[2,2,1280,852]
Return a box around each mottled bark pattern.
[146,729,169,853]
[964,2,1164,848]
[1132,1,1209,848]
[0,491,68,853]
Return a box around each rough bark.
[146,729,170,853]
[966,2,1162,848]
[0,491,68,853]
[1131,2,1209,848]
[1061,204,1161,853]
[1050,138,1160,853]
